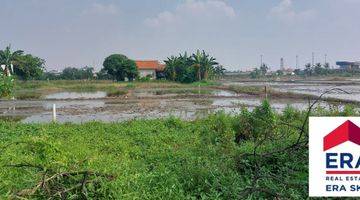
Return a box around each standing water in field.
[45,91,107,99]
[0,81,356,123]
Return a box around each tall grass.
[0,102,355,199]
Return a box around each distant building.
[47,70,62,76]
[336,61,360,70]
[135,60,165,79]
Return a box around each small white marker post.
[52,104,57,122]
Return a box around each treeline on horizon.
[2,44,359,83]
[233,62,360,79]
[0,45,225,83]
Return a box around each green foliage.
[0,45,24,76]
[0,119,241,199]
[250,64,269,78]
[137,74,152,82]
[102,54,138,81]
[13,54,45,80]
[295,62,341,77]
[276,69,284,76]
[233,100,276,143]
[125,82,135,88]
[0,45,44,80]
[164,50,223,83]
[252,100,276,138]
[1,102,355,198]
[191,80,221,87]
[60,66,94,80]
[106,89,128,97]
[0,71,14,97]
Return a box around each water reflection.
[45,91,107,99]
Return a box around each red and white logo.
[309,117,360,197]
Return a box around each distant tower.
[324,54,327,64]
[280,57,284,70]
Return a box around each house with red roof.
[135,60,165,79]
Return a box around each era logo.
[309,117,360,197]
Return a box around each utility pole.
[260,54,263,67]
[296,55,299,69]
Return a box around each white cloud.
[144,0,236,27]
[269,0,315,23]
[82,3,118,16]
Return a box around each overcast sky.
[1,0,359,71]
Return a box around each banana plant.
[0,45,23,76]
[192,50,203,81]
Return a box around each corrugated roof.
[135,60,165,71]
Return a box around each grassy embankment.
[10,80,221,100]
[1,101,357,199]
[11,80,186,99]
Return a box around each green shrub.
[106,89,128,97]
[1,102,355,199]
[0,72,14,97]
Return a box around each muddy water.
[1,81,354,123]
[0,96,335,124]
[45,91,107,99]
[223,79,360,102]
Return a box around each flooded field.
[44,91,107,100]
[223,78,360,102]
[1,79,350,123]
[0,80,360,123]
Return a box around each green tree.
[276,69,284,76]
[0,45,23,76]
[163,50,222,83]
[251,99,275,139]
[304,63,312,76]
[13,54,45,80]
[124,60,138,81]
[192,50,203,81]
[164,56,180,81]
[200,50,218,80]
[96,68,112,80]
[323,63,330,75]
[314,63,323,75]
[213,65,225,78]
[259,63,269,75]
[61,66,94,80]
[250,68,261,79]
[0,71,13,97]
[102,54,138,81]
[61,67,80,80]
[293,69,302,76]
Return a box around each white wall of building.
[139,69,156,79]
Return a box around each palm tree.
[304,63,312,76]
[192,50,203,81]
[164,56,180,81]
[201,50,217,80]
[0,45,23,76]
[214,65,225,78]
